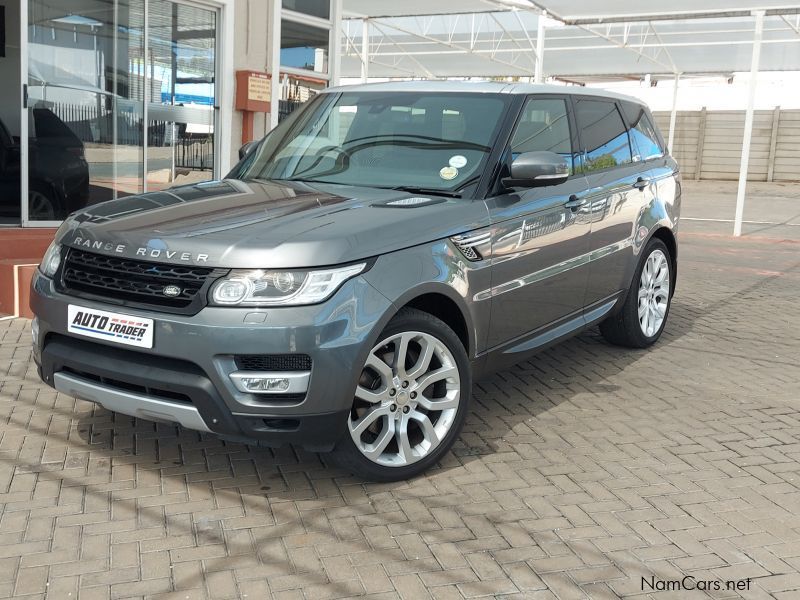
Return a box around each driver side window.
[510,97,576,174]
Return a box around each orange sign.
[235,70,271,113]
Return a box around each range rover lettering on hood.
[70,236,209,263]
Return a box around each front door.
[485,96,591,349]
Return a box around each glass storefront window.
[24,0,217,222]
[26,0,145,220]
[280,20,329,74]
[282,0,330,20]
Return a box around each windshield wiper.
[389,185,462,198]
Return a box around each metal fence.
[278,99,303,123]
[46,102,213,171]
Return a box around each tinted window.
[575,99,632,172]
[510,97,575,172]
[627,108,663,161]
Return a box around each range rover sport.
[31,82,680,481]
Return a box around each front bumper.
[31,270,393,451]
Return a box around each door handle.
[632,177,649,191]
[564,195,587,210]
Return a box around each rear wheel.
[600,238,672,348]
[332,308,470,481]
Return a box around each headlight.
[39,242,62,277]
[209,263,366,306]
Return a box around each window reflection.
[282,0,330,20]
[629,112,664,161]
[24,0,217,220]
[574,99,633,172]
[510,98,576,173]
[280,20,329,73]
[26,0,145,220]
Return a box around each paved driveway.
[0,182,799,599]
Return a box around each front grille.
[235,354,312,372]
[59,248,225,314]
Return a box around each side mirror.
[502,150,570,188]
[239,140,258,160]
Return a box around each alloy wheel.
[638,248,670,337]
[348,331,461,467]
[29,190,55,220]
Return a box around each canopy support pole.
[535,15,545,83]
[667,73,680,153]
[734,10,764,237]
[330,0,343,86]
[361,18,370,83]
[267,0,281,130]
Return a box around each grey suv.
[31,82,679,481]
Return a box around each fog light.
[31,316,40,346]
[240,377,290,392]
[229,370,310,395]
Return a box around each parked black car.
[0,108,89,221]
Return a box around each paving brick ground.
[0,181,799,599]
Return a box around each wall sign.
[235,70,271,113]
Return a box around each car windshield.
[234,91,511,193]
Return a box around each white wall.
[0,0,21,137]
[588,73,800,111]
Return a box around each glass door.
[23,0,218,225]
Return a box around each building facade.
[0,0,341,227]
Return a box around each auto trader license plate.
[67,305,154,349]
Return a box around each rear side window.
[574,99,632,172]
[510,97,575,173]
[627,109,664,161]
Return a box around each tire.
[600,238,673,348]
[28,184,57,221]
[331,308,471,481]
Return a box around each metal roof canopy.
[339,1,800,236]
[340,12,800,78]
[524,1,800,23]
[342,1,800,21]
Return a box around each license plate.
[67,305,154,349]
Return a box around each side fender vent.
[451,232,491,262]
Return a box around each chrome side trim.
[53,372,211,432]
[474,237,633,302]
[452,232,492,246]
[451,232,492,262]
[229,371,311,394]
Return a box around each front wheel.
[600,238,673,348]
[29,185,57,221]
[332,308,471,481]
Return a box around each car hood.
[57,179,490,268]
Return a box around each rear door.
[573,97,655,308]
[485,95,591,348]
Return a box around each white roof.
[526,1,800,23]
[325,80,646,104]
[343,1,800,22]
[340,2,800,78]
